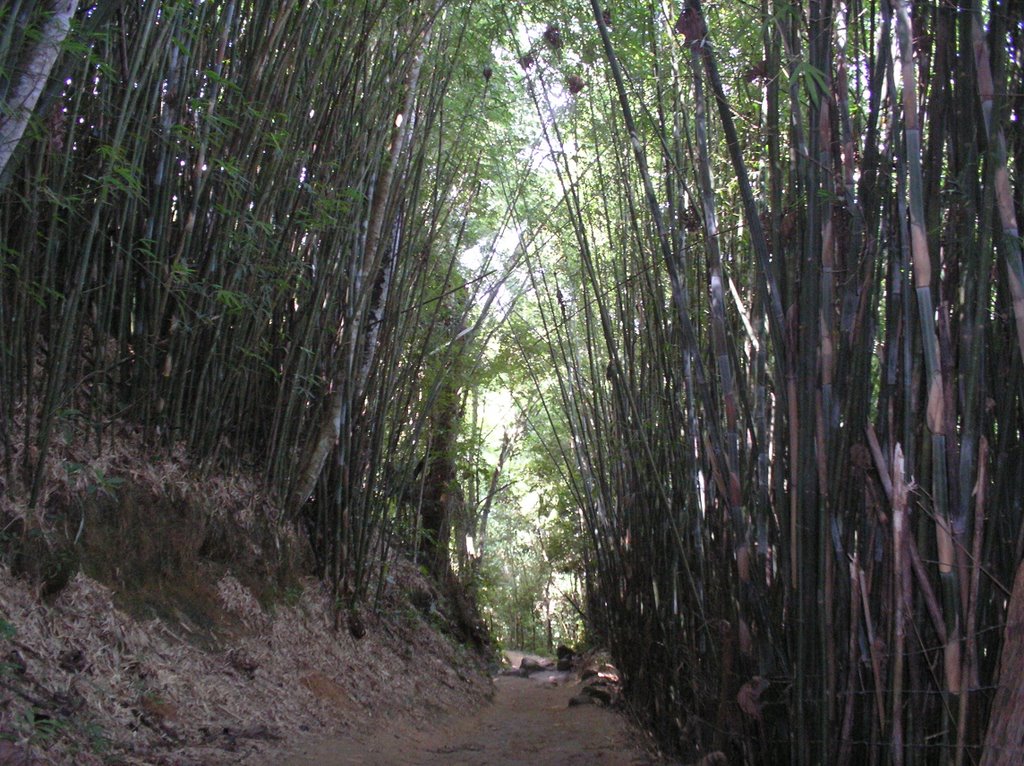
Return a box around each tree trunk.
[419,381,462,578]
[980,559,1024,765]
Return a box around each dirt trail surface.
[269,653,656,766]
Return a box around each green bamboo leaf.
[793,61,828,107]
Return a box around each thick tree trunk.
[419,385,462,578]
[981,560,1024,765]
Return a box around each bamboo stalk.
[689,35,752,657]
[0,0,80,179]
[957,436,987,765]
[970,11,1024,365]
[858,560,887,731]
[891,444,909,766]
[892,3,962,738]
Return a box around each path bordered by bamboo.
[272,669,654,766]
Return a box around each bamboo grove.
[2,0,1023,765]
[0,0,517,606]
[499,0,1023,763]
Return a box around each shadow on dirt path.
[269,655,657,766]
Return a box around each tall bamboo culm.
[0,0,500,607]
[508,1,1024,763]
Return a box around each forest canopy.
[2,0,1023,763]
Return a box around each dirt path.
[268,658,657,766]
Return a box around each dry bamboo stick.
[891,444,909,766]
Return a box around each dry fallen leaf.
[737,676,769,722]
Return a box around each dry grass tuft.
[0,559,491,764]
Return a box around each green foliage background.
[2,0,1024,763]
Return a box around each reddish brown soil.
[266,657,657,766]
